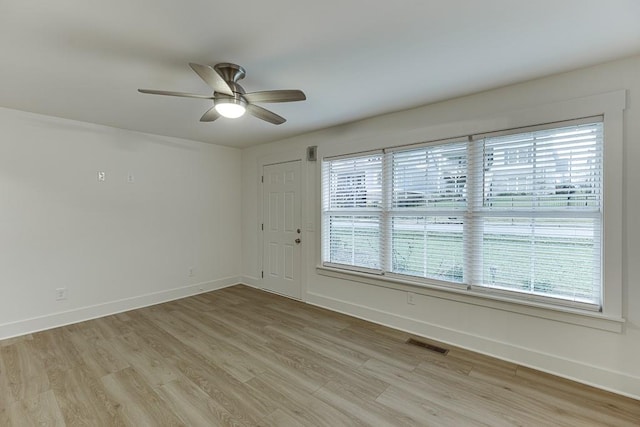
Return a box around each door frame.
[257,149,310,301]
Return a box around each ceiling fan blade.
[200,106,220,122]
[243,90,306,103]
[138,89,214,100]
[189,63,234,96]
[246,104,286,125]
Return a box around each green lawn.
[329,221,597,302]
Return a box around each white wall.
[241,55,640,399]
[0,108,242,338]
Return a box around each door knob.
[295,238,301,244]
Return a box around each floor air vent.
[406,338,449,355]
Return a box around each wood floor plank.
[4,390,65,427]
[200,306,272,345]
[170,295,222,314]
[515,365,640,423]
[0,351,16,411]
[339,324,446,367]
[166,347,278,426]
[81,316,127,341]
[76,337,131,379]
[156,378,249,427]
[222,284,283,305]
[362,357,542,427]
[376,385,490,427]
[0,285,637,426]
[261,325,389,399]
[303,324,418,371]
[48,363,126,427]
[0,341,50,402]
[0,335,33,349]
[203,332,328,394]
[247,370,365,427]
[101,367,184,426]
[169,310,266,382]
[165,307,329,393]
[271,307,354,336]
[265,322,370,368]
[229,302,310,331]
[257,408,301,427]
[107,332,179,388]
[468,363,640,427]
[141,307,265,385]
[31,327,85,378]
[266,299,352,331]
[0,406,9,426]
[206,343,263,383]
[414,359,594,427]
[313,379,418,427]
[119,311,185,359]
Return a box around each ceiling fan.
[138,63,306,125]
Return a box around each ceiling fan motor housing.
[214,63,246,83]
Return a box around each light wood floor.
[0,285,638,426]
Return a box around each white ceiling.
[2,1,640,148]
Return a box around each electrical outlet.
[56,287,68,301]
[97,171,106,182]
[188,267,195,277]
[407,291,416,305]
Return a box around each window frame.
[317,90,626,332]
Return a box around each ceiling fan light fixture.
[214,98,246,119]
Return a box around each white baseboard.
[0,276,241,340]
[307,291,640,401]
[240,275,261,289]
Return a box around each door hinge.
[261,175,264,183]
[261,271,264,278]
[261,223,264,231]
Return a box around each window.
[322,118,604,311]
[471,119,603,310]
[323,153,383,270]
[390,141,468,283]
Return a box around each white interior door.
[262,160,302,299]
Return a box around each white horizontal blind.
[321,118,604,310]
[389,141,468,282]
[322,152,383,272]
[471,120,603,308]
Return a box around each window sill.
[316,265,625,333]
